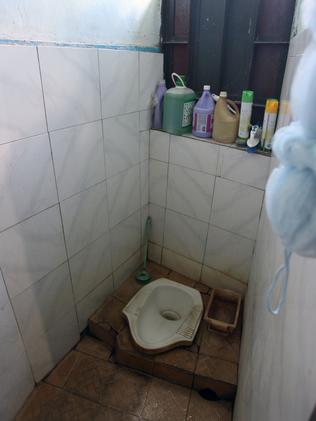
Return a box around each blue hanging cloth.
[265,0,316,315]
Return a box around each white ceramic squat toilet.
[123,278,203,354]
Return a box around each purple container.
[152,80,167,130]
[192,85,215,138]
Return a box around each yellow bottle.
[261,99,279,151]
[212,92,240,144]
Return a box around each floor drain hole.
[161,310,181,321]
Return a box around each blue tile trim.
[0,39,161,53]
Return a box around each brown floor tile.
[89,317,117,349]
[168,271,196,287]
[194,282,209,294]
[99,366,149,416]
[64,354,118,403]
[141,378,190,421]
[95,407,140,420]
[154,348,197,373]
[76,335,112,360]
[194,355,237,400]
[147,261,171,277]
[199,324,241,364]
[201,293,210,310]
[113,276,144,304]
[65,353,149,416]
[89,295,126,348]
[186,391,232,421]
[16,382,102,421]
[195,355,237,386]
[116,327,154,374]
[45,351,81,387]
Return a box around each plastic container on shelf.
[162,73,196,135]
[192,85,215,138]
[152,80,167,130]
[238,90,254,140]
[212,91,240,143]
[261,99,279,151]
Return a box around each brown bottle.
[212,92,240,143]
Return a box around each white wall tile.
[211,177,264,240]
[149,130,170,162]
[141,205,150,264]
[24,308,79,382]
[0,206,67,298]
[113,250,142,290]
[39,47,101,131]
[162,248,202,281]
[0,134,58,231]
[76,275,113,332]
[140,130,150,162]
[139,52,163,110]
[149,159,168,207]
[111,211,141,269]
[164,210,208,263]
[12,263,74,340]
[167,164,214,222]
[0,271,34,421]
[108,165,141,228]
[149,203,165,245]
[69,233,112,302]
[0,45,46,144]
[50,121,105,200]
[170,135,219,175]
[140,109,153,131]
[148,242,162,264]
[219,147,270,189]
[103,112,140,177]
[201,265,247,296]
[140,160,149,207]
[204,225,254,282]
[99,49,139,118]
[61,182,108,257]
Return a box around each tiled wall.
[148,130,271,295]
[0,43,162,417]
[234,20,316,421]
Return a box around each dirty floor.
[17,335,232,420]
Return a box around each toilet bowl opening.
[161,310,181,321]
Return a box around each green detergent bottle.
[163,73,196,135]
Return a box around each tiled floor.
[89,261,240,399]
[17,336,232,420]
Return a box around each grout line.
[97,49,115,292]
[0,266,37,384]
[160,133,171,265]
[36,46,81,331]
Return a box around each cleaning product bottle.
[192,85,215,138]
[212,92,240,143]
[163,73,196,135]
[261,99,279,151]
[246,125,260,153]
[152,80,167,129]
[238,90,254,142]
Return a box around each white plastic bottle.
[238,90,254,140]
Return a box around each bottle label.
[182,101,195,127]
[238,102,252,139]
[193,112,213,133]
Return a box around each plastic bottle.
[212,92,240,143]
[152,80,167,130]
[192,85,215,138]
[163,73,196,135]
[238,90,254,140]
[261,99,279,151]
